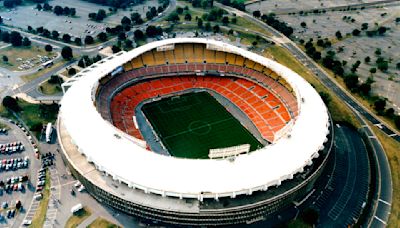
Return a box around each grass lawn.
[38,81,63,95]
[142,91,262,158]
[264,45,360,127]
[87,217,121,228]
[65,207,92,228]
[30,170,50,228]
[21,60,66,82]
[370,125,400,228]
[0,99,59,138]
[0,46,54,71]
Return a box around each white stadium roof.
[60,38,330,199]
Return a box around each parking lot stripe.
[374,216,387,225]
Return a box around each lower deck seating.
[109,76,292,142]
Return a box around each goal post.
[208,144,250,159]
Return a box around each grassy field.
[88,217,121,228]
[370,125,400,228]
[264,45,360,127]
[0,99,59,137]
[0,46,53,71]
[142,91,262,158]
[65,207,92,228]
[21,60,66,82]
[38,81,63,95]
[30,170,50,228]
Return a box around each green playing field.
[141,91,262,159]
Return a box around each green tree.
[61,46,73,60]
[2,55,8,62]
[2,96,20,112]
[184,13,192,21]
[197,18,203,28]
[45,44,53,52]
[374,97,386,114]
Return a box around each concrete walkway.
[77,214,98,228]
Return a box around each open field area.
[38,81,62,95]
[0,0,160,38]
[65,207,92,228]
[142,91,262,158]
[88,217,121,228]
[0,46,56,71]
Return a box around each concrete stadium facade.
[58,38,333,226]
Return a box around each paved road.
[215,3,394,226]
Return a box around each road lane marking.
[379,198,391,206]
[374,216,387,225]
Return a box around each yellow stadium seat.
[164,50,175,64]
[215,51,226,64]
[142,51,156,66]
[123,61,133,71]
[244,59,256,69]
[131,56,144,69]
[226,53,236,65]
[253,63,264,72]
[153,50,166,65]
[174,44,185,64]
[193,44,204,63]
[204,48,215,63]
[234,55,245,66]
[183,44,194,63]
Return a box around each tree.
[124,39,133,49]
[0,16,3,24]
[205,22,211,31]
[97,32,107,42]
[62,34,71,43]
[2,96,20,112]
[176,7,184,14]
[42,29,51,38]
[253,10,261,18]
[213,24,220,33]
[222,16,229,25]
[84,35,94,44]
[184,13,192,21]
[52,30,59,39]
[121,16,131,25]
[167,12,180,22]
[54,5,63,16]
[3,0,15,8]
[231,17,237,24]
[45,44,53,52]
[10,31,23,46]
[68,68,76,76]
[2,55,8,62]
[374,97,386,114]
[74,37,82,46]
[118,32,126,41]
[131,13,143,25]
[61,46,73,60]
[111,45,121,53]
[70,8,76,16]
[377,26,387,35]
[397,62,400,70]
[27,26,33,32]
[22,37,31,46]
[97,9,107,21]
[146,26,160,37]
[88,12,96,19]
[344,73,359,91]
[300,22,307,28]
[335,30,342,39]
[134,29,144,40]
[197,18,203,28]
[43,3,51,11]
[395,115,400,130]
[364,56,370,63]
[377,61,388,72]
[361,22,368,30]
[352,29,361,36]
[369,67,377,74]
[78,59,85,68]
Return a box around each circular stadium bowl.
[58,38,333,226]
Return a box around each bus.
[45,123,52,143]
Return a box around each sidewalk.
[77,214,98,228]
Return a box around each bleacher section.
[97,43,300,142]
[109,76,292,142]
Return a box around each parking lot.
[0,0,160,38]
[0,118,40,227]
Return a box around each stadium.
[58,38,333,226]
